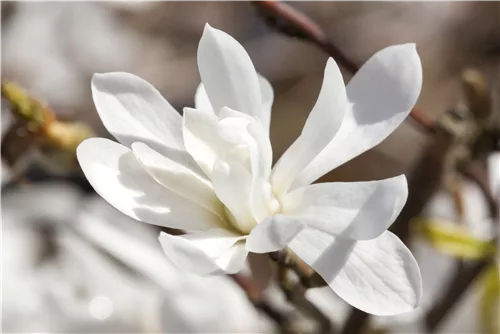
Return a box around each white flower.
[77,23,423,316]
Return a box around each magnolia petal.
[194,83,213,112]
[247,122,279,223]
[77,138,224,231]
[259,75,274,133]
[131,142,224,216]
[272,58,347,196]
[197,24,262,121]
[246,215,306,253]
[288,227,348,281]
[218,109,276,223]
[215,242,249,274]
[91,72,184,153]
[282,175,408,240]
[158,230,247,275]
[212,159,255,234]
[293,44,422,189]
[182,107,231,177]
[289,229,422,315]
[195,74,274,132]
[330,231,422,316]
[180,228,246,258]
[218,108,272,178]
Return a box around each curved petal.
[293,44,422,189]
[272,58,347,196]
[246,215,305,253]
[212,159,255,234]
[288,227,347,281]
[195,74,274,132]
[259,75,274,133]
[77,138,224,231]
[194,82,213,112]
[218,109,277,223]
[158,229,247,275]
[197,24,262,122]
[131,142,224,217]
[289,229,422,315]
[217,108,272,178]
[182,107,231,177]
[282,175,408,240]
[91,72,185,153]
[331,231,422,316]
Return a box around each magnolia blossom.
[78,24,423,315]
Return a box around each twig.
[390,127,457,242]
[252,0,437,134]
[230,273,292,332]
[459,160,498,219]
[253,0,358,73]
[1,81,93,171]
[281,281,334,333]
[273,255,334,333]
[269,250,326,288]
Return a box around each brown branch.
[459,160,498,219]
[252,0,437,134]
[269,250,326,288]
[273,256,334,333]
[1,117,37,167]
[253,0,358,73]
[1,81,93,170]
[230,273,292,332]
[390,129,457,242]
[281,282,334,333]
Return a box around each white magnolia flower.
[78,24,423,315]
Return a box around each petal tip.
[76,137,101,161]
[91,72,118,84]
[91,72,107,89]
[202,22,218,39]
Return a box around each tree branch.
[252,0,437,134]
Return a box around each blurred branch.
[459,160,498,219]
[271,252,334,333]
[269,249,326,288]
[253,0,357,73]
[230,273,292,333]
[252,0,437,134]
[1,81,93,172]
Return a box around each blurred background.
[2,1,499,333]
